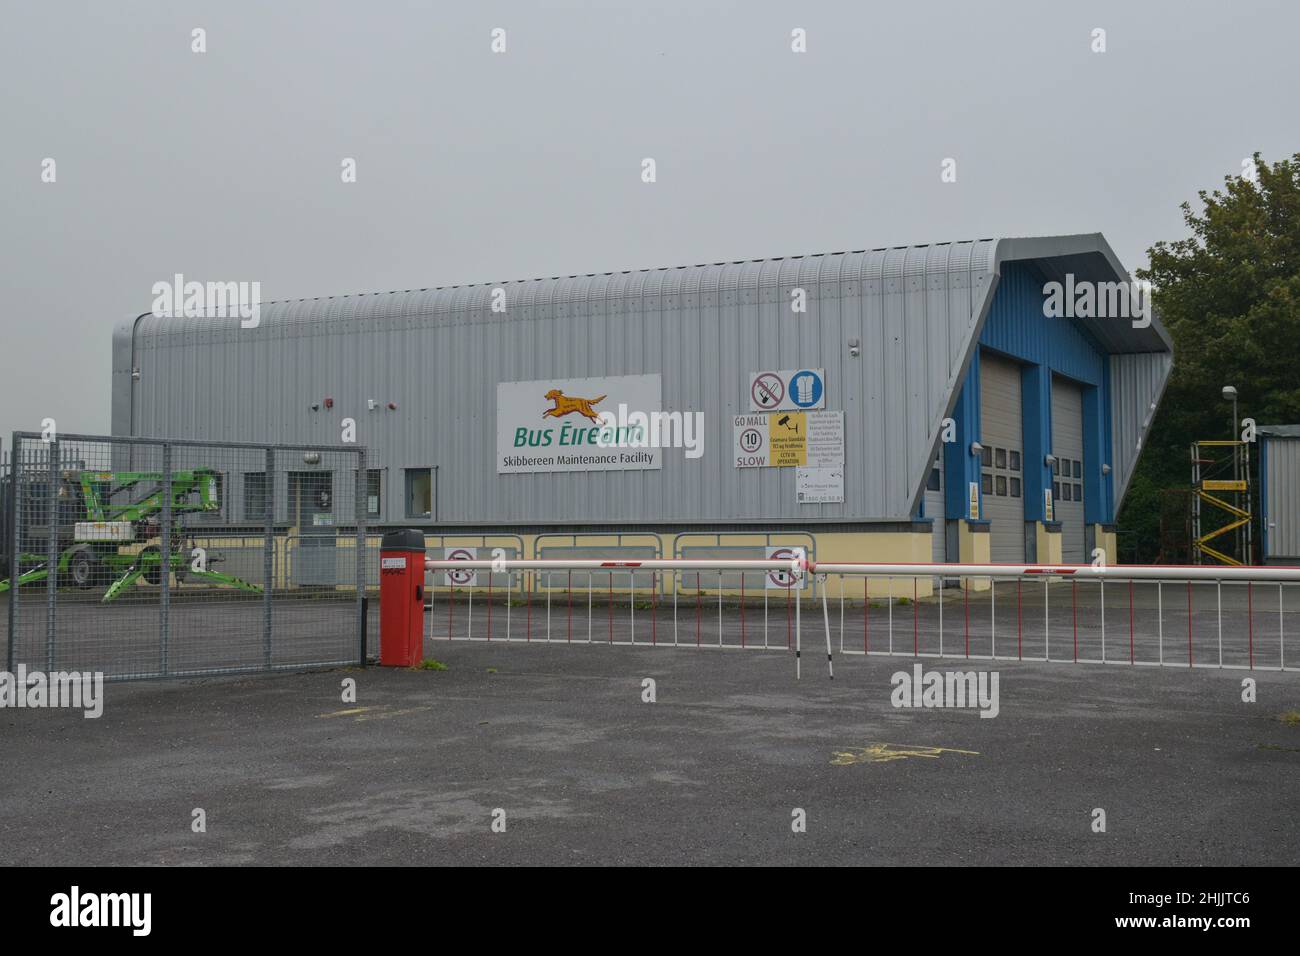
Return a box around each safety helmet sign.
[747,369,825,412]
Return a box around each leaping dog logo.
[543,388,606,422]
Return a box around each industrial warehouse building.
[110,233,1173,580]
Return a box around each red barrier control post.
[379,529,426,667]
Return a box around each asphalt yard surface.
[3,628,1298,865]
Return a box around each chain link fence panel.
[3,432,371,680]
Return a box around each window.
[1053,481,1061,499]
[245,472,269,521]
[1073,459,1082,478]
[995,475,1007,496]
[1009,450,1021,472]
[981,473,993,494]
[287,472,333,526]
[1010,477,1021,498]
[1073,483,1083,501]
[405,468,433,519]
[365,469,382,518]
[1063,483,1073,501]
[995,447,1006,469]
[981,446,992,467]
[927,467,941,492]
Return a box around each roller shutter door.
[923,457,946,563]
[1052,377,1086,563]
[979,352,1026,563]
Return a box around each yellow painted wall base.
[815,530,935,599]
[957,521,991,591]
[1092,525,1118,566]
[419,529,938,600]
[1036,523,1063,565]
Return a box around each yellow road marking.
[831,743,980,765]
[316,705,432,721]
[318,707,374,718]
[354,706,431,722]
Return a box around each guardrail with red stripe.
[424,557,1300,677]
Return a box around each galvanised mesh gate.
[3,432,372,680]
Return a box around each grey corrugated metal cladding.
[111,235,1169,527]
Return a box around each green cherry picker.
[0,468,262,602]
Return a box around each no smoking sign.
[751,373,784,409]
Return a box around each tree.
[1121,153,1300,562]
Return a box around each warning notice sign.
[796,467,844,504]
[806,411,844,467]
[734,411,844,468]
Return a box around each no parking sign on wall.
[444,547,478,587]
[765,546,808,590]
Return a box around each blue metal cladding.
[944,357,981,520]
[942,262,1116,523]
[1021,363,1051,522]
[979,263,1107,385]
[1081,385,1107,524]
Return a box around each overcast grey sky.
[2,0,1295,442]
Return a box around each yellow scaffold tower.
[1191,440,1253,565]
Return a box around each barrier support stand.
[820,577,834,679]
